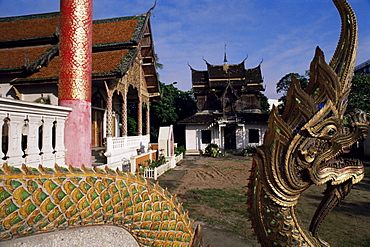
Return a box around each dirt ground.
[157,154,370,247]
[158,155,259,247]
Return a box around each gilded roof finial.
[223,43,228,64]
[223,43,229,72]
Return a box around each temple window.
[201,130,211,144]
[249,129,259,143]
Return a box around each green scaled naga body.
[0,163,203,247]
[247,0,369,246]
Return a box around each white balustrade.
[0,98,71,168]
[142,154,183,180]
[105,134,150,167]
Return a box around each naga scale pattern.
[247,0,369,246]
[0,163,198,246]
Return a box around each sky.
[1,0,369,100]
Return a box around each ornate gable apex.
[207,62,245,79]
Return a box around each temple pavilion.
[179,57,268,153]
[0,10,160,168]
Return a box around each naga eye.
[327,128,336,136]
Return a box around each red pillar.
[59,0,93,168]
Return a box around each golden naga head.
[251,0,369,245]
[257,0,368,203]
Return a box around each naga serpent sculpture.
[0,164,203,246]
[247,0,369,246]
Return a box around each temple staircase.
[92,147,107,166]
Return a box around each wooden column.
[58,0,93,168]
[146,101,150,136]
[138,98,142,136]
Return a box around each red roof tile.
[0,45,52,69]
[0,14,59,42]
[92,50,129,74]
[26,55,59,80]
[92,19,139,45]
[25,49,129,80]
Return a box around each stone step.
[92,147,107,166]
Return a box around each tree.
[347,74,370,113]
[258,92,270,114]
[150,82,197,141]
[276,72,308,111]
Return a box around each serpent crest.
[247,0,369,246]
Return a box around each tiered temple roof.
[180,59,267,125]
[0,11,159,96]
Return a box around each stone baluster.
[24,115,42,167]
[6,115,24,167]
[1,98,71,168]
[54,117,67,165]
[41,116,55,166]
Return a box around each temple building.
[355,59,370,75]
[0,10,160,168]
[179,57,268,153]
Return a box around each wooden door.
[92,109,103,147]
[224,125,236,149]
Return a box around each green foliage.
[146,155,167,169]
[276,72,308,110]
[347,74,370,114]
[243,145,256,156]
[258,92,270,114]
[150,82,197,141]
[174,146,186,156]
[126,102,138,136]
[276,73,370,115]
[127,115,138,136]
[204,143,224,157]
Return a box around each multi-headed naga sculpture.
[247,0,368,246]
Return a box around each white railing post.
[25,115,42,166]
[105,136,113,164]
[130,156,136,173]
[154,167,158,180]
[54,117,67,165]
[0,98,71,168]
[6,115,24,166]
[42,116,55,166]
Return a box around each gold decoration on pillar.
[59,0,92,102]
[106,90,113,137]
[104,81,114,138]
